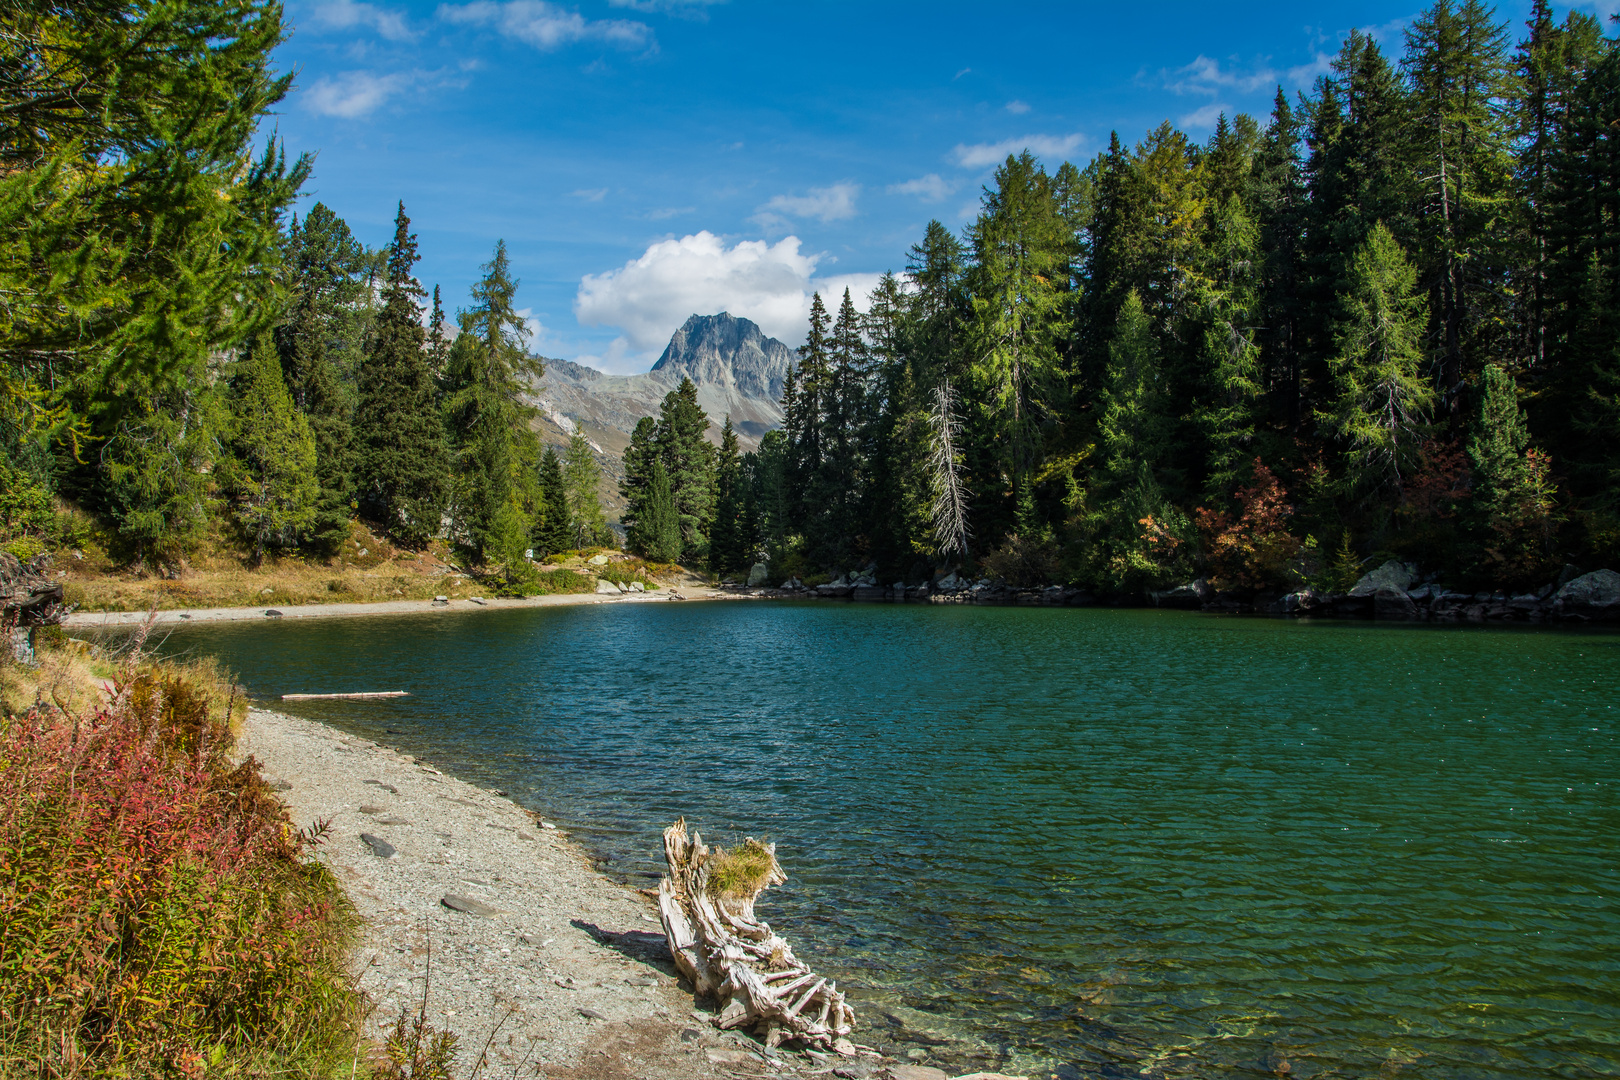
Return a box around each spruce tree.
[353,202,447,547]
[655,378,715,560]
[620,416,658,552]
[277,203,365,553]
[1194,196,1265,501]
[533,445,572,556]
[639,460,683,563]
[709,417,744,576]
[1467,365,1559,580]
[222,331,318,563]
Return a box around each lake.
[151,602,1619,1078]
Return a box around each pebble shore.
[240,708,1018,1080]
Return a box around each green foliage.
[99,377,223,567]
[221,333,319,562]
[533,445,571,557]
[354,203,448,548]
[637,460,683,563]
[0,456,51,559]
[1321,224,1435,499]
[563,433,609,549]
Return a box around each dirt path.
[239,708,973,1080]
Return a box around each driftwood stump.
[1,552,67,627]
[657,819,855,1051]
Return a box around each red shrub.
[1196,458,1304,592]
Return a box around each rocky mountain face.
[528,313,795,519]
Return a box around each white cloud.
[304,71,412,118]
[573,231,881,359]
[572,187,608,201]
[952,132,1084,169]
[608,0,725,13]
[887,174,955,202]
[437,1,653,51]
[1005,100,1030,114]
[1178,102,1233,130]
[306,0,415,40]
[757,183,860,224]
[1164,53,1331,97]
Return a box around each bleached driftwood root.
[657,819,856,1051]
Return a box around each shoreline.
[242,706,1012,1080]
[62,586,755,629]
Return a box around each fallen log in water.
[657,818,855,1052]
[280,691,409,700]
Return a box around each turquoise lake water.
[152,603,1619,1078]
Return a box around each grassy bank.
[0,635,366,1077]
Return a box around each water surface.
[153,603,1619,1078]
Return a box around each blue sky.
[274,0,1612,373]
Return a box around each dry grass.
[707,838,780,900]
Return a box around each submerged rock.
[1151,578,1212,609]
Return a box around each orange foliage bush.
[1196,458,1303,592]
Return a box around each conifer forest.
[6,0,1620,598]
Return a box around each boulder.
[935,572,965,591]
[781,576,803,590]
[1151,578,1213,609]
[1272,588,1322,615]
[817,583,854,597]
[594,578,621,594]
[1553,569,1620,620]
[0,553,66,627]
[588,554,610,565]
[628,581,645,592]
[1372,586,1419,621]
[746,562,769,587]
[1350,560,1418,597]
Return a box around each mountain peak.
[649,313,795,402]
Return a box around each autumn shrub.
[981,532,1061,588]
[1195,458,1304,593]
[0,669,362,1077]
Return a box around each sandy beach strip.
[62,587,759,629]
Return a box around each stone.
[705,1048,757,1065]
[892,581,907,597]
[578,1007,607,1021]
[594,578,621,594]
[260,587,274,596]
[951,1075,1030,1080]
[588,554,610,566]
[833,1066,874,1079]
[680,1027,702,1042]
[1151,578,1212,609]
[1558,563,1583,587]
[935,572,964,591]
[747,562,769,587]
[1373,586,1419,621]
[440,894,501,917]
[359,833,396,858]
[906,1048,930,1061]
[832,1037,857,1057]
[358,805,385,814]
[363,780,399,793]
[468,596,487,605]
[1272,588,1322,615]
[1554,569,1620,616]
[629,580,645,592]
[886,1067,948,1080]
[433,595,448,603]
[264,609,283,618]
[1350,560,1417,597]
[781,576,802,590]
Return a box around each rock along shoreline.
[241,707,1021,1080]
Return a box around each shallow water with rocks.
[161,603,1620,1079]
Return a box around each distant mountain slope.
[528,313,795,521]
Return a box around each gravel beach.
[239,708,1010,1080]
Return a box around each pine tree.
[620,416,659,552]
[277,202,365,553]
[533,445,571,556]
[1194,196,1266,501]
[655,377,715,560]
[1321,224,1435,497]
[99,375,223,569]
[639,460,683,563]
[1403,0,1515,406]
[222,332,318,563]
[1467,364,1559,580]
[815,289,869,564]
[353,202,447,547]
[444,240,544,561]
[709,417,745,576]
[784,293,831,533]
[563,433,607,548]
[1253,88,1309,429]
